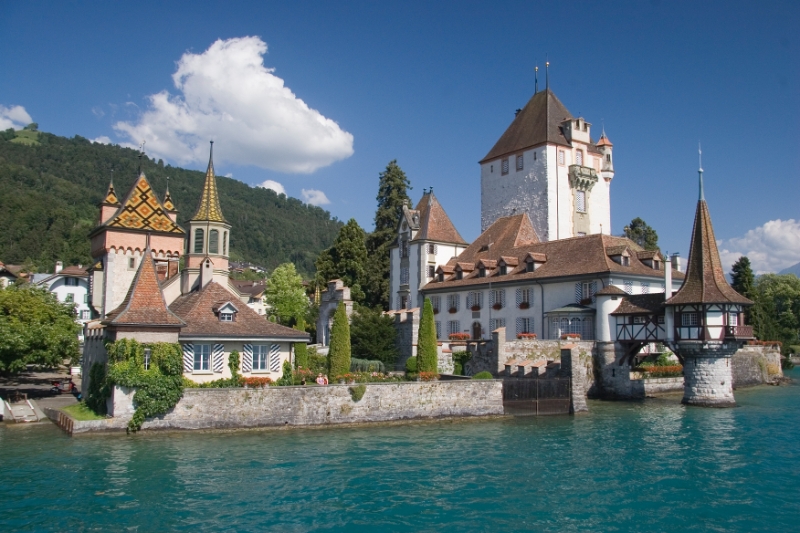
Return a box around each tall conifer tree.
[364,160,412,309]
[327,301,351,378]
[731,256,755,298]
[315,219,368,303]
[416,297,438,373]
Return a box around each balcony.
[568,165,599,191]
[725,325,754,340]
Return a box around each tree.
[731,256,755,298]
[264,263,308,325]
[294,317,309,369]
[623,218,659,251]
[416,298,438,373]
[315,219,368,303]
[750,274,800,353]
[364,160,412,309]
[327,301,351,378]
[0,285,80,372]
[350,305,399,367]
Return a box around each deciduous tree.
[264,262,308,325]
[750,273,800,353]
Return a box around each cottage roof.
[611,294,666,315]
[229,279,267,298]
[411,191,467,245]
[170,282,308,340]
[104,250,185,327]
[38,265,88,285]
[595,285,628,296]
[190,142,227,223]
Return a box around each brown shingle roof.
[411,191,467,245]
[666,200,752,306]
[230,279,267,298]
[170,282,308,340]
[481,89,574,163]
[104,252,185,327]
[611,294,666,315]
[595,285,628,296]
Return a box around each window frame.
[253,345,269,371]
[501,158,509,175]
[193,344,211,372]
[516,154,524,171]
[576,190,586,213]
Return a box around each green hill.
[0,129,343,275]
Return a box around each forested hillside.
[0,130,342,275]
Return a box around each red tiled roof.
[170,282,308,340]
[596,134,613,147]
[230,279,267,298]
[411,192,467,245]
[104,252,185,327]
[611,294,666,315]
[595,285,628,296]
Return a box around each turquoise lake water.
[2,370,799,532]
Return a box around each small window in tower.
[516,154,524,171]
[576,150,583,166]
[209,230,219,254]
[558,150,565,165]
[223,232,228,255]
[682,312,699,327]
[490,165,493,172]
[128,257,135,270]
[576,190,586,213]
[501,158,509,175]
[194,228,204,254]
[606,154,611,162]
[427,243,436,254]
[427,265,435,278]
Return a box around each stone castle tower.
[480,87,613,241]
[665,157,753,407]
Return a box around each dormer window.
[622,256,630,267]
[654,260,660,270]
[456,270,463,280]
[478,267,486,278]
[215,302,239,322]
[526,261,534,273]
[220,312,234,322]
[499,264,508,276]
[438,272,444,282]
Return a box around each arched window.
[223,231,228,255]
[209,229,219,254]
[194,229,204,254]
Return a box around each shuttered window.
[576,190,586,213]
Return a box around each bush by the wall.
[405,356,418,373]
[472,371,493,380]
[451,351,471,376]
[85,362,109,415]
[350,358,385,373]
[276,360,294,386]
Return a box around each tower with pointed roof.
[88,162,186,318]
[480,87,612,241]
[181,142,232,294]
[665,155,753,407]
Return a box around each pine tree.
[350,304,399,366]
[623,218,659,251]
[294,317,309,369]
[731,256,755,298]
[416,298,438,373]
[364,160,412,309]
[315,219,368,303]
[327,301,351,378]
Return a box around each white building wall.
[46,277,91,323]
[103,248,144,317]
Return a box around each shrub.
[417,298,438,373]
[85,362,109,415]
[451,351,471,376]
[348,384,367,402]
[472,371,493,380]
[350,358,385,373]
[243,376,274,387]
[328,301,351,378]
[350,305,399,366]
[228,350,242,387]
[276,360,294,386]
[405,356,418,373]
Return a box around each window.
[194,228,204,254]
[682,313,699,326]
[209,230,219,254]
[435,321,442,340]
[490,289,505,309]
[430,296,441,313]
[478,267,486,278]
[220,312,234,322]
[622,256,630,267]
[400,240,409,258]
[223,232,228,255]
[653,260,660,270]
[633,316,646,324]
[447,294,460,312]
[427,265,435,278]
[128,257,136,269]
[624,280,633,295]
[400,295,409,309]
[516,317,533,335]
[576,190,586,213]
[606,154,611,162]
[447,320,461,336]
[253,345,269,370]
[65,293,74,303]
[426,243,437,254]
[581,282,595,302]
[657,316,665,324]
[499,264,508,275]
[81,310,91,320]
[526,261,534,273]
[558,150,565,165]
[65,277,78,286]
[533,151,537,161]
[516,288,532,307]
[83,294,88,303]
[728,313,738,326]
[641,282,650,294]
[576,150,583,166]
[516,154,524,171]
[438,272,445,282]
[400,268,409,284]
[143,348,151,371]
[490,318,506,331]
[467,291,483,310]
[501,158,509,175]
[577,232,587,237]
[456,270,463,280]
[194,344,211,371]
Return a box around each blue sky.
[1,1,798,273]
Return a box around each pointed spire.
[191,141,226,223]
[103,174,120,205]
[545,60,550,89]
[698,143,705,201]
[163,176,176,211]
[534,64,539,94]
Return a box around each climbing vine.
[104,339,185,433]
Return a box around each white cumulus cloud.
[0,105,33,130]
[113,36,354,173]
[301,188,330,206]
[718,219,800,275]
[258,179,286,195]
[92,136,112,145]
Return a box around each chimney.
[670,252,681,272]
[665,254,672,301]
[200,258,213,288]
[55,261,63,274]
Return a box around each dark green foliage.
[364,160,412,309]
[405,356,418,373]
[623,217,659,251]
[265,263,308,325]
[0,133,342,274]
[277,360,294,386]
[228,350,242,386]
[306,348,328,374]
[416,298,438,373]
[731,256,755,298]
[348,384,367,402]
[350,358,385,373]
[350,305,399,366]
[85,363,109,415]
[750,274,800,353]
[104,339,184,432]
[294,317,309,369]
[327,301,351,378]
[0,285,80,372]
[451,351,471,376]
[472,371,493,380]
[315,219,368,303]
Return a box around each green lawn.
[61,402,105,421]
[9,129,40,145]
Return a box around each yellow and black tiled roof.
[104,173,185,234]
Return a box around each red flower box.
[449,332,470,341]
[560,333,581,340]
[492,303,502,310]
[518,302,530,309]
[448,307,458,314]
[516,333,537,340]
[470,305,481,311]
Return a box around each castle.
[82,144,308,394]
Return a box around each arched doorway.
[472,321,482,340]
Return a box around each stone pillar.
[682,353,736,407]
[561,345,588,414]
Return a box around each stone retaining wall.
[732,346,783,387]
[58,381,504,434]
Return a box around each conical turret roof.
[191,142,227,223]
[411,190,467,244]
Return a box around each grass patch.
[10,130,40,145]
[61,402,106,421]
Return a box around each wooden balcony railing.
[725,325,754,339]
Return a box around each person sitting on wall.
[323,375,329,385]
[316,374,325,386]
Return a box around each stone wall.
[393,308,455,374]
[732,345,783,387]
[68,380,504,433]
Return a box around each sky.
[1,0,798,274]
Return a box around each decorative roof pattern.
[191,143,227,223]
[163,185,176,211]
[104,173,185,234]
[104,250,185,327]
[411,191,467,244]
[103,181,120,205]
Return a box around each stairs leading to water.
[4,400,40,423]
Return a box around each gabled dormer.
[497,256,519,276]
[476,259,497,278]
[523,252,547,273]
[607,246,631,267]
[213,301,240,322]
[454,262,475,280]
[436,265,454,282]
[636,250,663,270]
